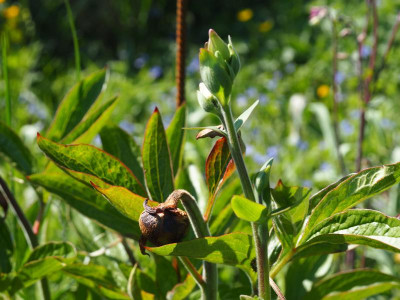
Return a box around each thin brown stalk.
[356,0,378,172]
[330,14,347,175]
[175,0,187,107]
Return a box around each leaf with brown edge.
[37,133,147,197]
[142,107,174,203]
[91,182,158,222]
[28,170,139,238]
[204,137,235,221]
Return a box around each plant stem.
[64,0,81,82]
[329,14,346,175]
[0,176,51,300]
[179,257,206,289]
[175,190,218,300]
[269,250,294,279]
[356,0,378,172]
[220,104,271,300]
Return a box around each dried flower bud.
[139,192,189,255]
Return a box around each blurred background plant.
[2,0,400,299]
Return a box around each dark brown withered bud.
[139,191,189,255]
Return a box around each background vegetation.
[2,0,400,299]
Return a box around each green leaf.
[5,242,77,294]
[210,203,234,235]
[166,269,197,300]
[62,96,118,144]
[0,219,13,273]
[298,209,400,254]
[305,269,400,300]
[147,233,256,282]
[27,241,76,263]
[305,162,400,235]
[308,173,353,213]
[128,264,156,300]
[28,171,139,238]
[254,158,273,205]
[100,124,145,187]
[0,121,33,174]
[271,180,311,224]
[91,182,158,222]
[46,69,107,141]
[231,195,268,224]
[62,263,130,299]
[37,134,147,196]
[142,107,174,202]
[166,103,186,176]
[234,100,259,132]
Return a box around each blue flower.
[267,146,279,158]
[149,66,163,79]
[187,57,199,75]
[119,120,135,134]
[319,162,332,171]
[134,54,148,69]
[334,72,345,84]
[340,120,354,136]
[296,140,309,151]
[361,45,371,58]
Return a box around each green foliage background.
[2,0,400,299]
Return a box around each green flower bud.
[199,48,232,105]
[228,36,240,77]
[208,29,230,61]
[197,83,220,115]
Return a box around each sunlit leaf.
[63,263,130,299]
[297,209,400,254]
[142,107,174,202]
[100,124,145,186]
[166,103,186,176]
[308,173,353,213]
[3,242,77,294]
[305,162,400,235]
[91,182,157,222]
[167,268,197,300]
[231,195,268,224]
[234,100,259,132]
[47,69,107,141]
[28,171,139,238]
[0,121,33,174]
[37,134,147,196]
[305,269,400,300]
[62,96,118,144]
[147,233,256,282]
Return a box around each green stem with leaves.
[177,190,218,300]
[0,177,51,300]
[220,103,271,300]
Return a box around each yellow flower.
[317,84,330,98]
[4,5,19,18]
[237,9,253,22]
[259,20,273,33]
[0,0,5,4]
